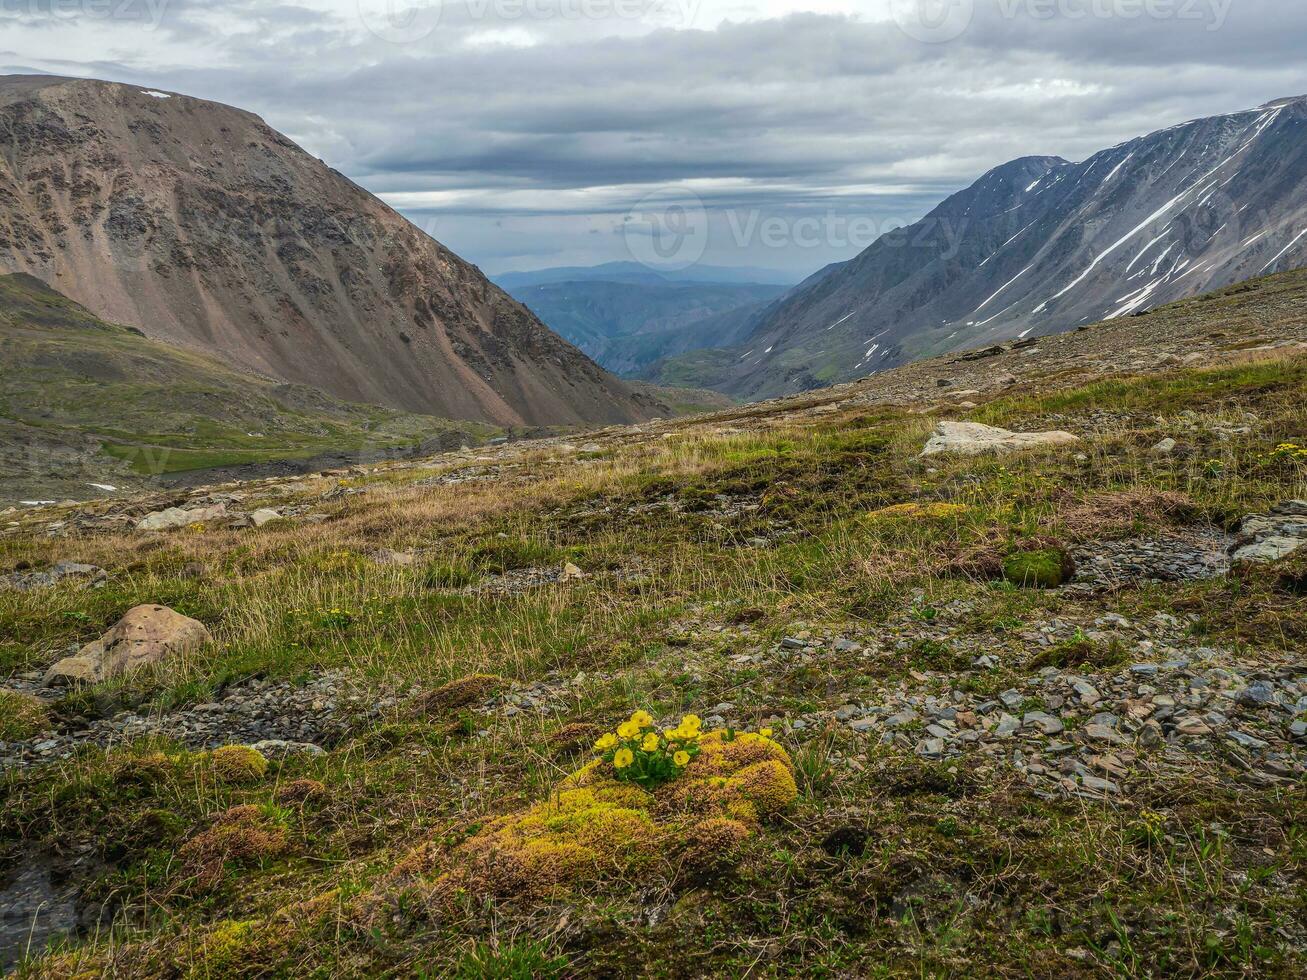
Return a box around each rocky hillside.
[1,270,1305,977]
[704,96,1307,399]
[0,273,491,505]
[0,75,659,428]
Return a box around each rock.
[920,421,1079,457]
[1083,723,1127,745]
[2,561,105,592]
[1229,506,1307,563]
[560,562,586,582]
[1175,716,1212,736]
[248,739,325,758]
[1151,437,1177,455]
[915,738,945,758]
[1226,730,1269,751]
[371,548,417,566]
[1080,775,1120,794]
[249,508,282,527]
[1023,711,1064,735]
[884,710,919,729]
[136,503,226,531]
[44,605,211,685]
[995,713,1020,737]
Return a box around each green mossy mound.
[1001,548,1074,589]
[368,731,796,924]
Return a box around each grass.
[0,343,1305,976]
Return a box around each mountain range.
[497,263,790,378]
[664,95,1307,399]
[0,75,659,428]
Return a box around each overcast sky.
[3,0,1304,277]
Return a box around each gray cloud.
[3,0,1304,273]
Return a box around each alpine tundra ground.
[1,271,1306,978]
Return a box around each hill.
[0,75,658,427]
[0,273,493,505]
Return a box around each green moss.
[209,745,270,784]
[1001,549,1072,589]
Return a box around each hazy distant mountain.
[495,261,795,291]
[705,96,1307,399]
[0,75,660,427]
[498,265,791,377]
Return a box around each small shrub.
[178,805,287,891]
[0,690,50,741]
[210,745,270,784]
[413,674,505,714]
[276,778,328,805]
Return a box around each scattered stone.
[249,508,282,527]
[1229,504,1307,563]
[1152,437,1177,454]
[920,421,1079,457]
[136,503,226,531]
[43,604,211,686]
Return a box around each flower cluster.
[595,711,710,788]
[1264,441,1307,464]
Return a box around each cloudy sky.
[3,0,1304,277]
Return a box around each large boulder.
[922,421,1080,457]
[44,604,211,685]
[136,503,226,532]
[1229,502,1307,564]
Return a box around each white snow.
[20,501,56,507]
[825,311,856,331]
[88,483,118,492]
[1017,328,1034,339]
[1260,228,1307,273]
[972,263,1034,314]
[763,345,773,353]
[1125,230,1171,273]
[1024,178,1043,193]
[142,90,171,99]
[1102,151,1134,183]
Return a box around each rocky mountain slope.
[0,273,490,505]
[2,268,1305,976]
[704,96,1307,399]
[0,75,658,428]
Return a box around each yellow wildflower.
[681,714,702,732]
[594,733,617,751]
[630,710,654,728]
[613,748,634,770]
[674,751,690,767]
[641,733,661,753]
[616,720,640,739]
[759,728,773,738]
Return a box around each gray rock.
[1023,711,1064,735]
[1226,730,1269,751]
[921,421,1079,457]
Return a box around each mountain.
[0,273,492,504]
[706,96,1307,399]
[500,271,787,377]
[494,261,795,291]
[0,75,658,428]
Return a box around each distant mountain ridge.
[0,75,658,428]
[702,96,1307,399]
[497,264,790,377]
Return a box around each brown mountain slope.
[0,75,659,428]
